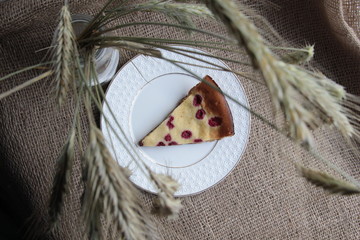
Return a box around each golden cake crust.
[190,75,234,138]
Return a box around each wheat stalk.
[297,165,360,195]
[206,0,355,147]
[206,0,315,146]
[48,129,75,228]
[52,4,76,107]
[82,123,156,240]
[148,170,183,219]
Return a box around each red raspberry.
[181,130,192,139]
[194,139,203,143]
[196,109,206,120]
[157,142,165,146]
[166,122,174,129]
[164,134,172,142]
[166,116,175,129]
[208,117,222,127]
[193,94,202,106]
[169,141,178,145]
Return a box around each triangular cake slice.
[139,75,234,146]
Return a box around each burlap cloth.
[1,0,359,239]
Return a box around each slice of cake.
[139,75,234,146]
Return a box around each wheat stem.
[84,35,241,55]
[95,0,134,29]
[76,0,118,41]
[168,60,264,85]
[0,61,53,82]
[0,71,52,100]
[116,40,251,66]
[117,36,236,46]
[95,21,233,41]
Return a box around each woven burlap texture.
[0,0,359,239]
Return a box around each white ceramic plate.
[101,46,251,196]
